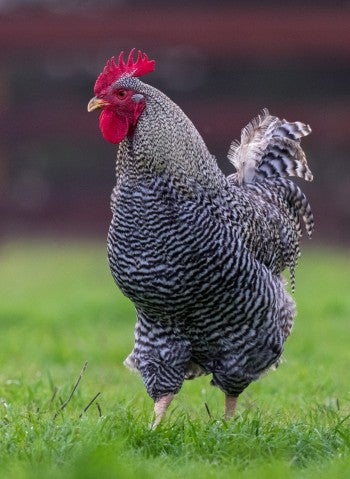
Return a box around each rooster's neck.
[115,86,225,194]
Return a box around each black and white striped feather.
[227,108,313,185]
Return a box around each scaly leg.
[225,395,237,420]
[151,393,175,429]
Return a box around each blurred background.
[1,1,349,245]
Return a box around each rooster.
[87,49,313,426]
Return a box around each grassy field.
[0,240,350,478]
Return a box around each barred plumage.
[89,53,313,424]
[228,108,313,185]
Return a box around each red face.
[88,51,155,143]
[87,87,146,144]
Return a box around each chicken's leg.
[151,393,175,429]
[225,395,237,420]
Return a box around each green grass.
[0,240,350,478]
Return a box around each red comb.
[94,49,155,95]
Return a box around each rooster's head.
[88,49,155,144]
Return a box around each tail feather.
[227,109,313,185]
[266,178,314,290]
[245,177,314,290]
[271,178,314,239]
[227,109,314,289]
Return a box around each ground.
[0,240,350,478]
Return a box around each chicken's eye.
[116,89,127,100]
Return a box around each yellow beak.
[87,97,108,112]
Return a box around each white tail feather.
[228,109,313,185]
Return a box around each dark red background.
[1,3,349,244]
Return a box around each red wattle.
[99,109,129,144]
